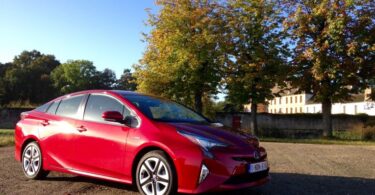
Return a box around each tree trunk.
[194,90,203,114]
[250,103,258,135]
[322,98,333,138]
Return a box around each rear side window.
[56,95,84,118]
[84,94,127,122]
[46,101,60,115]
[34,102,51,112]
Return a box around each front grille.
[232,155,267,163]
[224,169,269,185]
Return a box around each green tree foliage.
[117,68,137,91]
[134,0,226,113]
[224,0,289,134]
[284,0,375,137]
[51,60,116,95]
[94,68,117,89]
[3,50,60,104]
[0,63,9,104]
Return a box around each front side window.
[84,94,127,122]
[123,94,208,123]
[56,95,84,118]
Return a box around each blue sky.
[0,0,157,78]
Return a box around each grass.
[0,129,14,147]
[260,137,375,145]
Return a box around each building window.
[295,96,297,103]
[300,107,302,112]
[279,98,281,104]
[343,106,346,113]
[279,108,281,113]
[354,105,357,114]
[286,97,288,104]
[291,97,293,103]
[300,95,302,103]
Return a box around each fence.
[216,112,375,139]
[0,108,32,129]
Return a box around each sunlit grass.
[0,129,14,147]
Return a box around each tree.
[117,68,137,91]
[284,0,375,137]
[134,0,226,113]
[3,50,60,104]
[0,62,9,105]
[224,0,289,134]
[94,68,117,89]
[51,60,99,94]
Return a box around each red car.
[15,90,269,194]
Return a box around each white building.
[262,88,375,116]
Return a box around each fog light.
[199,164,209,184]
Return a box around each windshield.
[123,94,208,123]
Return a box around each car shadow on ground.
[44,175,138,192]
[38,172,375,194]
[206,173,375,195]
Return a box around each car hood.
[168,122,258,149]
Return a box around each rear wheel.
[22,141,49,179]
[136,151,177,195]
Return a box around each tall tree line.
[0,50,137,106]
[135,0,374,137]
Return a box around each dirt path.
[1,143,375,194]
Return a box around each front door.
[72,94,131,178]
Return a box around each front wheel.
[136,151,177,195]
[22,141,49,179]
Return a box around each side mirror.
[102,111,124,123]
[124,115,139,127]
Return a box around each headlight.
[177,130,228,158]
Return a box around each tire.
[21,141,49,179]
[136,150,177,195]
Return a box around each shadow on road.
[39,172,375,194]
[44,175,138,192]
[207,173,375,195]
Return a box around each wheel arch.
[131,145,178,186]
[20,137,39,160]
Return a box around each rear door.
[73,94,131,178]
[39,95,85,170]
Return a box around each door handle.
[41,120,49,126]
[76,125,87,132]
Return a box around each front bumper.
[177,146,270,194]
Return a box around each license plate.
[248,161,268,173]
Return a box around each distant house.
[244,88,375,116]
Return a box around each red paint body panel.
[14,90,269,194]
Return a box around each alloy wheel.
[23,144,41,176]
[139,157,170,195]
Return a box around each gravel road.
[1,142,375,195]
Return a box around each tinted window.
[35,102,51,112]
[84,94,126,122]
[47,101,60,115]
[56,95,84,118]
